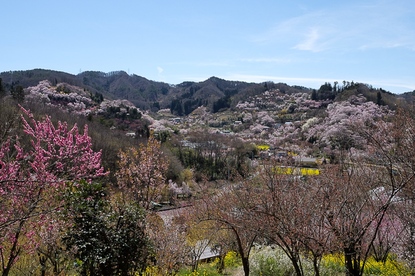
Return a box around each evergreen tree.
[0,78,5,98]
[170,99,183,116]
[62,181,150,276]
[11,85,24,103]
[376,91,384,106]
[311,89,317,101]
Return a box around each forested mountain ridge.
[0,69,284,113]
[2,69,412,115]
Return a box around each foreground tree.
[62,181,150,276]
[362,109,415,270]
[252,161,333,276]
[228,110,415,276]
[146,211,191,275]
[309,109,415,276]
[312,165,390,276]
[116,135,169,210]
[0,107,106,275]
[194,181,258,276]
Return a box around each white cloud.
[253,1,415,52]
[293,27,324,52]
[157,66,164,74]
[239,57,292,63]
[359,78,415,93]
[166,61,231,67]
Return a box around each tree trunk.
[344,247,361,276]
[313,257,320,276]
[285,251,303,276]
[242,256,250,276]
[38,253,47,276]
[2,221,24,276]
[291,258,303,276]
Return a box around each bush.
[256,144,270,151]
[320,253,412,276]
[224,251,241,268]
[250,246,298,276]
[250,246,412,276]
[319,254,345,276]
[176,263,222,276]
[364,255,411,276]
[174,252,241,276]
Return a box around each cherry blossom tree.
[369,210,404,263]
[306,96,390,157]
[360,109,415,270]
[310,107,415,275]
[0,106,106,275]
[313,165,388,276]
[146,212,191,275]
[251,160,334,276]
[194,181,259,276]
[116,135,169,210]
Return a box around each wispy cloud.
[167,60,231,67]
[293,27,323,52]
[253,1,415,52]
[359,78,415,92]
[238,57,292,63]
[157,66,164,74]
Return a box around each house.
[194,240,221,263]
[171,117,182,124]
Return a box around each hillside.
[2,71,408,155]
[2,69,414,115]
[0,69,331,114]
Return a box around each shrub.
[256,144,270,151]
[364,255,411,276]
[319,254,345,275]
[320,253,412,276]
[250,246,298,276]
[176,263,221,276]
[224,251,241,268]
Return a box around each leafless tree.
[192,181,258,276]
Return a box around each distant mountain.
[0,69,171,110]
[0,69,318,114]
[1,69,413,114]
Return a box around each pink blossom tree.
[0,106,106,275]
[306,96,391,161]
[116,135,168,210]
[311,109,415,276]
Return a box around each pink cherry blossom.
[0,106,107,272]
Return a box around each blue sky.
[2,0,414,93]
